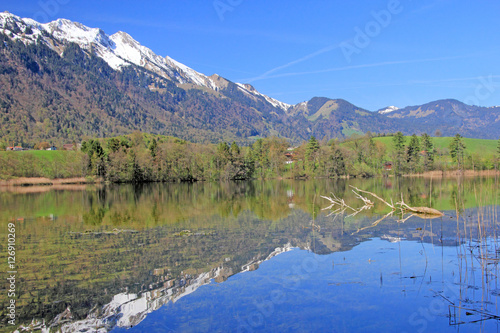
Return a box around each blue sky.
[2,0,500,110]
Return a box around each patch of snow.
[381,235,405,243]
[43,19,111,48]
[235,83,255,98]
[264,243,293,261]
[98,50,129,70]
[378,106,399,114]
[171,272,211,303]
[235,83,291,111]
[165,56,210,87]
[109,31,143,65]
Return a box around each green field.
[0,149,68,161]
[0,150,84,179]
[373,136,498,157]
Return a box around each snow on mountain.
[0,11,290,111]
[45,19,110,48]
[378,106,399,114]
[236,83,291,110]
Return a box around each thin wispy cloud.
[245,44,340,83]
[241,55,473,83]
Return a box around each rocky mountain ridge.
[1,11,499,144]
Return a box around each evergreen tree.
[328,148,345,176]
[217,142,231,163]
[230,141,240,161]
[251,139,266,178]
[367,137,376,167]
[82,139,106,176]
[497,137,500,157]
[421,133,434,170]
[128,149,142,182]
[392,132,406,174]
[107,138,120,153]
[306,136,320,155]
[149,138,158,158]
[305,136,320,172]
[496,136,500,170]
[406,134,421,171]
[449,134,466,169]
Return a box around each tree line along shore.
[1,132,499,184]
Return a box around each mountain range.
[0,11,499,145]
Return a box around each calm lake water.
[1,177,499,332]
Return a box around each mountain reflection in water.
[0,177,498,332]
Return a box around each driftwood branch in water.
[321,191,375,218]
[351,189,374,206]
[320,193,355,212]
[322,187,444,219]
[396,194,444,216]
[349,185,395,210]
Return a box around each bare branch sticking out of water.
[320,193,355,213]
[396,193,444,217]
[351,189,374,206]
[349,185,395,210]
[346,204,372,218]
[322,187,444,229]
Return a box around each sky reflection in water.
[114,234,500,333]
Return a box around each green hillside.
[373,136,498,157]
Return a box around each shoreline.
[1,169,498,187]
[0,177,102,187]
[403,169,500,178]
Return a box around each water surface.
[0,177,499,332]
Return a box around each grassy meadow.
[373,136,498,158]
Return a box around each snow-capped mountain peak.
[0,11,291,111]
[378,106,399,114]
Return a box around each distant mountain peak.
[241,83,256,92]
[378,106,399,114]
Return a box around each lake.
[1,177,499,332]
